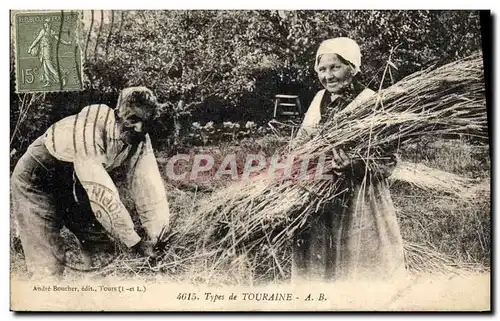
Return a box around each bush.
[10,10,483,159]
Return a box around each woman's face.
[316,54,354,94]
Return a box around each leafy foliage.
[10,10,483,156]
[88,10,483,119]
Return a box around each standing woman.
[292,38,406,282]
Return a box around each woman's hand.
[331,148,399,179]
[331,148,352,174]
[370,154,399,178]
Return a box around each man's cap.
[117,86,160,119]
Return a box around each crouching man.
[11,86,171,279]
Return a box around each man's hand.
[131,240,155,258]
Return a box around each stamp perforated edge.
[11,10,86,94]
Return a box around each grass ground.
[393,138,490,268]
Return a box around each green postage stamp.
[13,11,83,93]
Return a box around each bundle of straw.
[389,161,476,197]
[403,241,483,275]
[172,53,487,270]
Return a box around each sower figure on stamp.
[11,86,171,279]
[27,18,72,88]
[292,38,406,282]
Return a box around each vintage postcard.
[9,9,491,311]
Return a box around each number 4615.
[21,68,38,84]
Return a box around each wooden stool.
[273,94,303,118]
